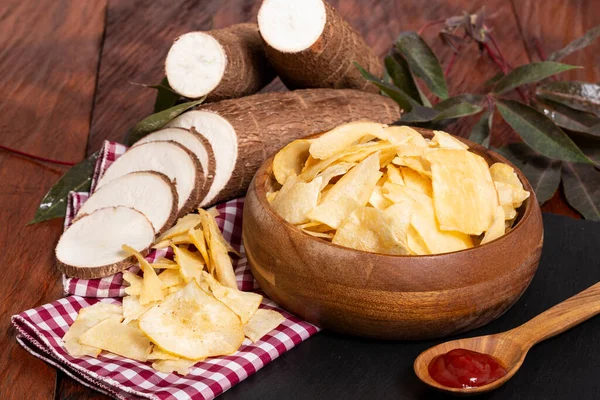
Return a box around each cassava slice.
[167,89,400,206]
[258,0,383,92]
[95,141,204,215]
[76,171,178,236]
[56,206,155,278]
[165,23,275,101]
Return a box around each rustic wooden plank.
[510,0,599,218]
[0,0,107,399]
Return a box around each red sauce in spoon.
[428,348,507,389]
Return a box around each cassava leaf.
[495,99,593,164]
[399,105,440,123]
[572,135,600,164]
[562,162,600,221]
[151,77,180,113]
[356,62,418,112]
[492,62,580,94]
[384,52,422,104]
[484,72,504,88]
[395,32,449,99]
[549,25,600,62]
[127,98,205,146]
[533,99,600,138]
[433,94,484,120]
[469,109,493,147]
[29,151,100,225]
[536,81,600,116]
[496,143,562,204]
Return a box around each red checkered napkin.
[13,140,320,399]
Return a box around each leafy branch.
[357,9,600,220]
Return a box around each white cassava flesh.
[167,111,237,207]
[56,206,155,278]
[76,171,178,236]
[258,0,383,92]
[166,89,400,207]
[165,24,275,101]
[95,141,204,215]
[166,32,227,99]
[132,128,210,179]
[258,0,326,53]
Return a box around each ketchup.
[428,348,507,388]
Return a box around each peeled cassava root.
[56,206,155,279]
[258,0,383,92]
[77,171,178,236]
[165,23,275,101]
[95,141,205,216]
[167,88,400,207]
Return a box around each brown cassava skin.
[189,127,217,193]
[261,2,383,92]
[198,88,400,206]
[203,23,275,102]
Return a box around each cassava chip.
[368,186,393,210]
[315,162,356,189]
[63,303,122,357]
[122,295,155,324]
[123,245,164,305]
[172,245,204,284]
[204,272,262,324]
[153,359,198,376]
[384,126,428,147]
[307,152,382,229]
[243,308,286,343]
[151,258,178,269]
[392,156,432,178]
[481,205,506,245]
[148,346,179,361]
[332,206,410,254]
[431,130,469,149]
[400,167,433,197]
[139,281,244,360]
[199,209,240,256]
[386,164,405,185]
[188,227,210,265]
[266,191,279,203]
[158,268,183,288]
[156,213,201,242]
[152,233,191,249]
[123,271,143,296]
[273,139,312,185]
[426,149,497,235]
[489,163,530,207]
[495,181,518,220]
[271,176,323,224]
[199,210,237,289]
[309,121,387,159]
[79,315,152,362]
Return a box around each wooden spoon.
[414,281,600,394]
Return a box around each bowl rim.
[252,127,539,259]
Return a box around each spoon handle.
[511,281,600,347]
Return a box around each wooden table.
[1,0,597,398]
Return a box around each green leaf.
[549,25,600,62]
[433,94,484,120]
[127,98,205,146]
[562,162,600,221]
[395,31,449,99]
[496,143,562,204]
[536,81,600,116]
[493,62,580,94]
[152,77,180,113]
[355,62,418,112]
[469,110,493,147]
[495,99,593,164]
[29,151,100,225]
[399,105,441,123]
[484,72,504,88]
[572,134,600,164]
[384,52,422,104]
[533,99,600,138]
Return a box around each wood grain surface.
[0,0,106,399]
[0,0,597,399]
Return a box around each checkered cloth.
[12,140,320,399]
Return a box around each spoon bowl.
[414,333,528,394]
[414,281,600,395]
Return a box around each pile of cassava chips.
[268,121,530,255]
[62,209,285,376]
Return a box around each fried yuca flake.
[123,245,164,305]
[271,176,323,224]
[273,139,312,185]
[309,121,388,159]
[426,150,498,236]
[63,303,122,357]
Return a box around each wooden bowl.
[242,130,544,340]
